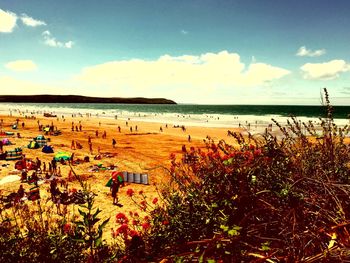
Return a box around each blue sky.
[1,0,350,104]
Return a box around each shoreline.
[1,103,349,132]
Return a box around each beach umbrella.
[54,152,71,161]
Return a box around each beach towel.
[5,149,23,161]
[0,175,21,185]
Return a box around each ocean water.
[0,103,349,129]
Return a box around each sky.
[1,0,350,105]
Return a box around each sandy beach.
[0,112,242,241]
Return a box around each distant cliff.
[0,95,176,104]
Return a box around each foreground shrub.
[0,201,86,262]
[135,89,350,261]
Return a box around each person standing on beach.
[112,138,116,148]
[51,159,57,174]
[71,140,76,150]
[188,135,191,142]
[36,157,41,173]
[89,141,93,154]
[110,178,120,205]
[17,184,25,199]
[118,126,121,133]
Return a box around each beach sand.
[0,113,242,241]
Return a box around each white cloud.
[20,13,46,27]
[77,51,290,94]
[0,9,17,33]
[5,60,37,72]
[42,30,74,48]
[300,59,350,80]
[296,46,326,57]
[180,29,188,35]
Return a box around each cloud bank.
[300,59,350,80]
[77,51,290,91]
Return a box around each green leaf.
[93,208,101,220]
[98,218,110,232]
[228,225,242,236]
[73,238,85,243]
[228,229,239,236]
[207,259,216,263]
[78,208,86,217]
[220,224,229,232]
[261,241,270,251]
[95,237,102,247]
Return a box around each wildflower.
[254,149,262,156]
[116,223,129,235]
[129,230,139,237]
[63,223,71,233]
[162,220,169,225]
[126,188,135,197]
[138,190,144,195]
[142,222,151,230]
[144,215,150,221]
[116,212,129,224]
[133,212,139,217]
[132,219,139,225]
[152,197,158,204]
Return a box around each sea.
[0,103,349,131]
